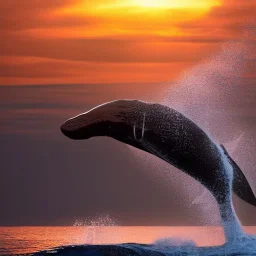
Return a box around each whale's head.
[60,99,147,140]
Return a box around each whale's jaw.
[60,100,146,140]
[60,111,108,140]
[60,122,90,140]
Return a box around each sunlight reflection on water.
[1,226,256,255]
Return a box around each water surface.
[1,226,256,255]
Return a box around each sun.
[132,0,171,8]
[130,0,221,9]
[59,0,221,16]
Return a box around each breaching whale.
[60,100,256,242]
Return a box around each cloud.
[1,1,204,32]
[178,1,256,35]
[0,57,192,84]
[1,34,219,63]
[1,0,255,84]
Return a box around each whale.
[60,99,256,242]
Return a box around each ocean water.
[0,226,256,255]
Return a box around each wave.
[26,235,256,256]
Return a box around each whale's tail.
[220,144,256,207]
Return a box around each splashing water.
[73,214,118,244]
[128,25,256,245]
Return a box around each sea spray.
[129,31,255,228]
[73,214,118,244]
[127,26,256,246]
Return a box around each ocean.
[1,226,256,255]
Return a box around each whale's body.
[61,100,256,242]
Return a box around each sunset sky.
[1,0,255,85]
[1,1,256,227]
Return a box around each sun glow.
[54,0,222,39]
[131,0,172,8]
[60,0,221,15]
[131,0,218,8]
[124,0,221,9]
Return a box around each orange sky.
[1,0,255,85]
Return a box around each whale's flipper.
[220,144,256,207]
